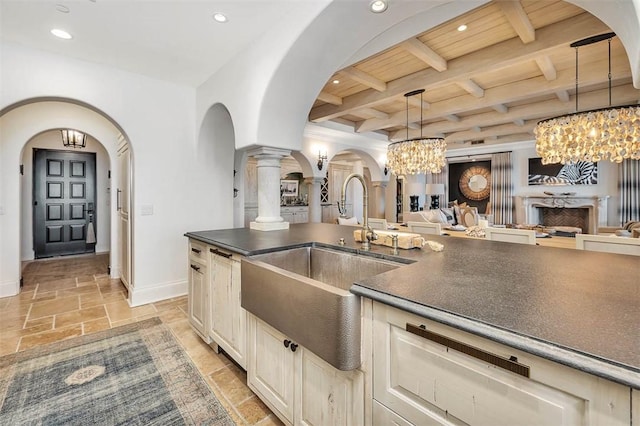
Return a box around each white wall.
[0,44,211,305]
[20,131,111,260]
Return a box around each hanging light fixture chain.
[574,46,579,112]
[608,37,612,106]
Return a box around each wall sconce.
[384,163,389,176]
[317,151,328,170]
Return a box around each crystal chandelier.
[386,89,446,175]
[534,33,640,164]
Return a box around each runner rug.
[0,317,234,425]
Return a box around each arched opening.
[0,99,132,299]
[196,103,236,230]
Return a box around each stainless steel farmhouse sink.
[241,245,403,370]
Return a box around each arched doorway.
[0,100,132,298]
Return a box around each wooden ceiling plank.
[309,13,609,122]
[401,38,447,72]
[497,0,536,44]
[341,66,387,92]
[513,118,525,126]
[457,79,485,97]
[445,114,461,122]
[535,55,557,80]
[387,84,640,140]
[363,57,630,133]
[357,108,389,119]
[317,91,343,106]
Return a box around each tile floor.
[0,253,281,426]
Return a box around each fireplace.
[541,207,589,233]
[518,196,609,234]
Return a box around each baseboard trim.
[128,279,187,307]
[0,280,20,298]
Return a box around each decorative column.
[371,181,387,219]
[304,177,324,223]
[248,147,291,231]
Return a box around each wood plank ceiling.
[309,0,640,149]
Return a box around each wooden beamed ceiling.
[309,0,640,148]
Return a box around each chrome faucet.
[339,173,377,251]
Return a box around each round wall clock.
[459,166,491,200]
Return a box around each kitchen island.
[186,223,639,425]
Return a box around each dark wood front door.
[33,149,97,258]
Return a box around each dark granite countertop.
[185,223,640,389]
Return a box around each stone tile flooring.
[0,253,281,426]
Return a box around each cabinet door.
[296,348,364,426]
[248,315,295,424]
[373,302,629,426]
[188,260,208,340]
[117,147,131,287]
[209,249,246,369]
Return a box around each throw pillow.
[337,216,358,225]
[440,208,456,225]
[425,209,448,224]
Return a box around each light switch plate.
[141,204,154,216]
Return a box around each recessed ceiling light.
[369,0,388,13]
[51,28,72,39]
[333,79,340,84]
[55,4,70,13]
[457,24,468,32]
[213,13,228,23]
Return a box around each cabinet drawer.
[189,241,207,262]
[372,400,414,426]
[372,302,629,426]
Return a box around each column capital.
[304,177,325,185]
[247,146,291,160]
[371,180,387,188]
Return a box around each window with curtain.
[618,159,640,225]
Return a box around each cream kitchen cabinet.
[186,239,246,369]
[372,301,631,426]
[280,206,308,224]
[247,313,364,426]
[207,245,247,369]
[187,241,209,342]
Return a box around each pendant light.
[534,33,640,164]
[386,89,446,175]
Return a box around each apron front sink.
[241,246,402,370]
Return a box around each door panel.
[34,149,97,258]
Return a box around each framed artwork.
[280,179,299,197]
[528,158,598,185]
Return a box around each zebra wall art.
[528,158,598,186]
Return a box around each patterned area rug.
[0,318,234,425]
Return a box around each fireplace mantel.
[519,195,609,234]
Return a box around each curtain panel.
[618,159,640,225]
[490,152,514,225]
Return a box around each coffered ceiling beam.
[401,38,447,72]
[341,66,387,92]
[513,118,525,126]
[535,56,557,80]
[317,91,342,105]
[444,114,461,122]
[497,0,535,44]
[309,13,608,122]
[492,104,508,113]
[555,90,570,102]
[356,108,389,119]
[457,79,485,98]
[387,83,639,141]
[358,55,629,133]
